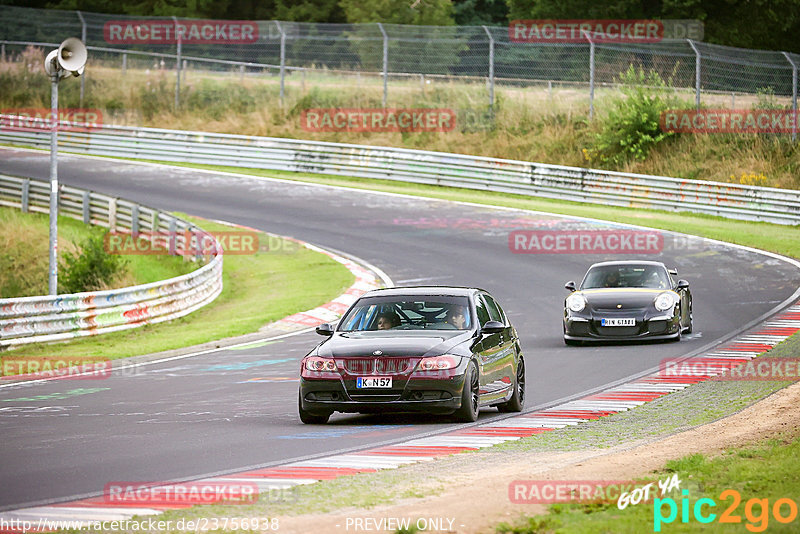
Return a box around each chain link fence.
[0,5,797,139]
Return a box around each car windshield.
[582,265,671,290]
[339,295,473,332]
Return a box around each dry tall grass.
[1,48,797,189]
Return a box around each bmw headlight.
[566,294,587,312]
[654,292,676,311]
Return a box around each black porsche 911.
[563,261,692,345]
[298,287,525,424]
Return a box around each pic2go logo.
[654,489,798,532]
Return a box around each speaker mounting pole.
[48,60,59,295]
[43,38,87,295]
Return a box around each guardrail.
[1,117,799,225]
[0,173,223,348]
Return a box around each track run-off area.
[1,147,799,514]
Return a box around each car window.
[474,296,491,327]
[582,265,670,289]
[339,295,472,331]
[482,294,504,324]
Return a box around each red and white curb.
[3,302,798,530]
[271,242,384,330]
[208,220,386,331]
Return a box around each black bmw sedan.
[563,260,692,345]
[298,287,525,424]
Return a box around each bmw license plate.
[357,377,392,388]
[601,318,636,327]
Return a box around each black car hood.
[317,330,469,358]
[580,288,672,309]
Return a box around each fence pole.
[131,205,140,235]
[1,43,5,62]
[583,31,595,120]
[377,23,388,107]
[122,52,127,76]
[275,21,286,106]
[22,179,30,213]
[688,39,701,110]
[173,16,181,111]
[82,190,90,224]
[168,218,177,255]
[482,26,495,110]
[77,11,86,107]
[782,52,797,143]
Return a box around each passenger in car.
[377,312,401,330]
[445,305,469,329]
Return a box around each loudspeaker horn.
[56,38,87,76]
[43,49,60,76]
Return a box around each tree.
[507,0,800,53]
[276,0,345,22]
[340,0,455,25]
[453,0,508,25]
[507,0,652,20]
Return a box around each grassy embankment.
[0,209,354,363]
[0,206,192,297]
[1,46,798,189]
[498,430,800,533]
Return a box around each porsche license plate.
[601,318,636,327]
[357,377,392,388]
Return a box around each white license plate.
[601,318,636,327]
[356,377,392,388]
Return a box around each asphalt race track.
[1,148,799,510]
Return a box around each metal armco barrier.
[0,173,223,347]
[1,116,799,225]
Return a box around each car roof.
[358,286,483,298]
[587,260,668,269]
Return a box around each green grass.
[145,161,800,261]
[497,428,800,533]
[1,215,354,362]
[0,206,193,297]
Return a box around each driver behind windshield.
[603,270,621,288]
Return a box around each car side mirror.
[315,323,334,336]
[676,279,689,290]
[481,320,505,335]
[565,281,577,292]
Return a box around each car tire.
[298,390,331,424]
[497,357,525,413]
[454,361,479,423]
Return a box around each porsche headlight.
[566,294,587,312]
[654,292,676,311]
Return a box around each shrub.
[589,66,682,167]
[59,231,128,294]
